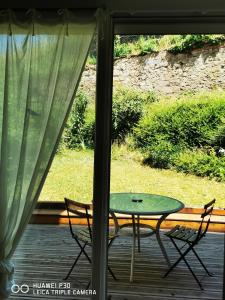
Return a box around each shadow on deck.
[9,224,224,300]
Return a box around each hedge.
[134,91,225,180]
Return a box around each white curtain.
[0,9,96,298]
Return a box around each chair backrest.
[64,198,92,241]
[197,199,216,241]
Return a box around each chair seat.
[108,229,118,240]
[74,227,92,245]
[165,225,200,243]
[74,227,117,245]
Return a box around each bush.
[114,35,158,59]
[142,140,181,169]
[134,92,225,179]
[82,105,95,148]
[63,87,156,149]
[134,95,225,150]
[168,34,225,54]
[134,36,158,55]
[87,34,225,63]
[210,122,225,149]
[112,87,157,143]
[64,91,88,149]
[174,149,225,181]
[86,55,96,65]
[114,36,133,58]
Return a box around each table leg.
[155,214,171,266]
[137,215,141,253]
[130,214,136,282]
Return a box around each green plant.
[144,90,159,103]
[64,91,88,149]
[134,36,158,55]
[114,36,133,58]
[134,91,225,180]
[86,55,96,65]
[114,35,159,58]
[157,35,183,51]
[168,34,225,54]
[142,140,181,169]
[174,149,225,181]
[82,105,95,148]
[134,95,225,150]
[210,121,225,149]
[63,87,156,149]
[87,34,225,62]
[112,87,157,143]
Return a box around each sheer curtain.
[0,9,96,298]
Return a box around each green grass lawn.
[39,148,225,208]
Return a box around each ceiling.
[1,0,225,16]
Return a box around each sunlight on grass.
[39,149,225,208]
[40,149,94,202]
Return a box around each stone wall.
[80,44,225,98]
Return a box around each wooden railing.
[31,201,225,232]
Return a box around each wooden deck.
[9,224,224,300]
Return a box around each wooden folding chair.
[163,199,216,290]
[64,198,117,283]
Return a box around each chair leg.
[164,239,204,290]
[86,280,91,289]
[64,248,83,280]
[64,241,89,280]
[191,246,214,277]
[79,241,117,281]
[172,240,204,290]
[108,238,117,281]
[75,238,92,264]
[108,237,116,248]
[81,247,92,264]
[108,265,117,281]
[81,253,117,281]
[163,239,192,277]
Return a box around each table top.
[110,193,184,216]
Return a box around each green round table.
[110,193,184,282]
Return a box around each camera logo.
[11,284,29,294]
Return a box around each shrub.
[64,91,88,149]
[157,35,183,51]
[168,34,225,54]
[86,55,96,65]
[134,36,158,55]
[134,95,225,151]
[210,122,225,149]
[112,89,143,142]
[134,92,225,180]
[142,140,181,169]
[82,105,95,148]
[63,87,156,149]
[174,149,225,181]
[114,36,133,58]
[87,34,225,62]
[114,35,159,58]
[112,87,157,143]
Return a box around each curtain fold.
[0,9,96,298]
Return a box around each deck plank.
[9,224,224,300]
